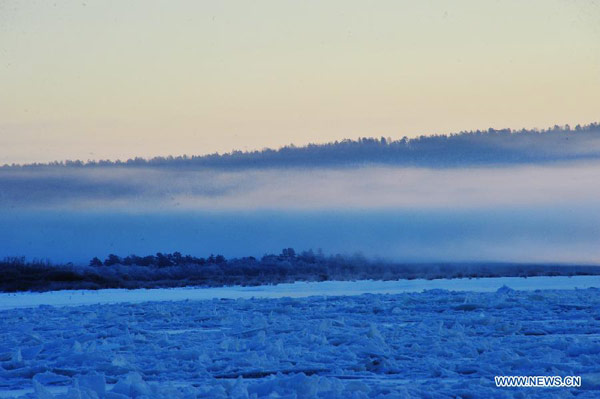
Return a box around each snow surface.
[2,275,600,311]
[1,280,600,398]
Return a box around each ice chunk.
[21,345,43,360]
[496,285,515,295]
[76,372,106,397]
[33,379,54,399]
[227,377,249,399]
[112,372,152,398]
[33,371,71,386]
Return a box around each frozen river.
[1,277,600,398]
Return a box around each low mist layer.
[1,161,600,211]
[2,144,598,264]
[1,208,598,264]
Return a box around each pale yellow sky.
[1,0,599,164]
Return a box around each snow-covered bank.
[1,275,600,310]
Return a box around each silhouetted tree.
[281,248,296,258]
[171,251,183,265]
[215,255,226,264]
[156,252,172,268]
[89,257,103,267]
[104,254,121,266]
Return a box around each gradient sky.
[1,0,599,164]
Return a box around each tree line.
[89,248,302,268]
[3,123,599,169]
[2,250,600,293]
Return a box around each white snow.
[1,275,599,311]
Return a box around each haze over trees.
[2,250,600,293]
[3,123,600,169]
[2,124,600,269]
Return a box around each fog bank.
[1,208,598,264]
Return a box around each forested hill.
[5,123,600,169]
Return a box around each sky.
[1,0,600,164]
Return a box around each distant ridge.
[4,123,600,169]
